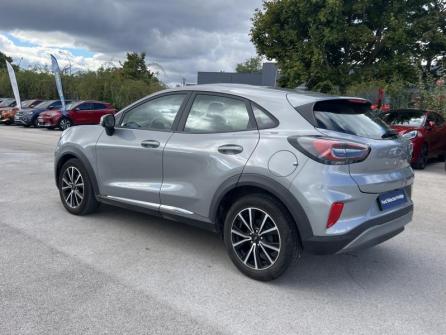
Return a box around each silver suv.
[55,84,414,281]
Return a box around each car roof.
[76,100,109,105]
[162,83,366,107]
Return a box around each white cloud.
[0,0,263,85]
[0,32,119,72]
[10,30,81,49]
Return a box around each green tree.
[121,52,154,81]
[236,56,263,73]
[0,51,165,108]
[251,0,446,93]
[0,51,13,69]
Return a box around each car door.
[73,102,94,125]
[161,92,260,221]
[95,93,189,208]
[433,113,446,155]
[425,113,442,156]
[92,103,109,123]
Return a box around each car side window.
[50,102,62,109]
[77,103,93,111]
[252,104,278,129]
[184,94,254,133]
[120,94,186,131]
[93,103,106,110]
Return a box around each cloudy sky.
[0,0,263,85]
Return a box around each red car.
[38,100,116,130]
[380,109,446,169]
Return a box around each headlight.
[403,130,418,140]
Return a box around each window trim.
[176,91,257,134]
[116,92,192,133]
[251,102,279,130]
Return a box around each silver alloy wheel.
[231,207,281,270]
[61,166,84,208]
[60,118,71,130]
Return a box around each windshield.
[66,101,79,110]
[34,100,56,109]
[0,99,14,107]
[380,110,425,127]
[21,100,33,108]
[308,99,392,140]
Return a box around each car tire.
[58,117,72,130]
[413,144,428,169]
[58,158,99,215]
[223,193,299,281]
[32,117,39,128]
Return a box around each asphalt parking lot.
[1,125,445,335]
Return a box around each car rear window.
[312,100,392,140]
[380,110,425,127]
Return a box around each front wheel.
[223,194,299,281]
[58,158,99,215]
[32,117,39,128]
[58,117,72,130]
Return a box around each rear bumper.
[303,205,413,254]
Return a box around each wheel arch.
[210,174,314,246]
[55,149,99,195]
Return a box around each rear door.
[92,103,110,123]
[161,92,259,220]
[312,99,414,194]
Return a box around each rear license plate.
[378,189,407,211]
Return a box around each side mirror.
[101,114,115,136]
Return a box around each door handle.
[141,140,160,148]
[218,144,243,155]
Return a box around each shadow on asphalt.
[89,203,417,291]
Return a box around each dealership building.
[197,62,279,87]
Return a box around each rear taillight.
[288,136,370,165]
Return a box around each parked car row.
[0,99,117,130]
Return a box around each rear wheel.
[58,158,99,215]
[223,194,299,281]
[413,144,428,169]
[58,117,72,130]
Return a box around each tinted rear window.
[312,100,391,140]
[381,110,425,127]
